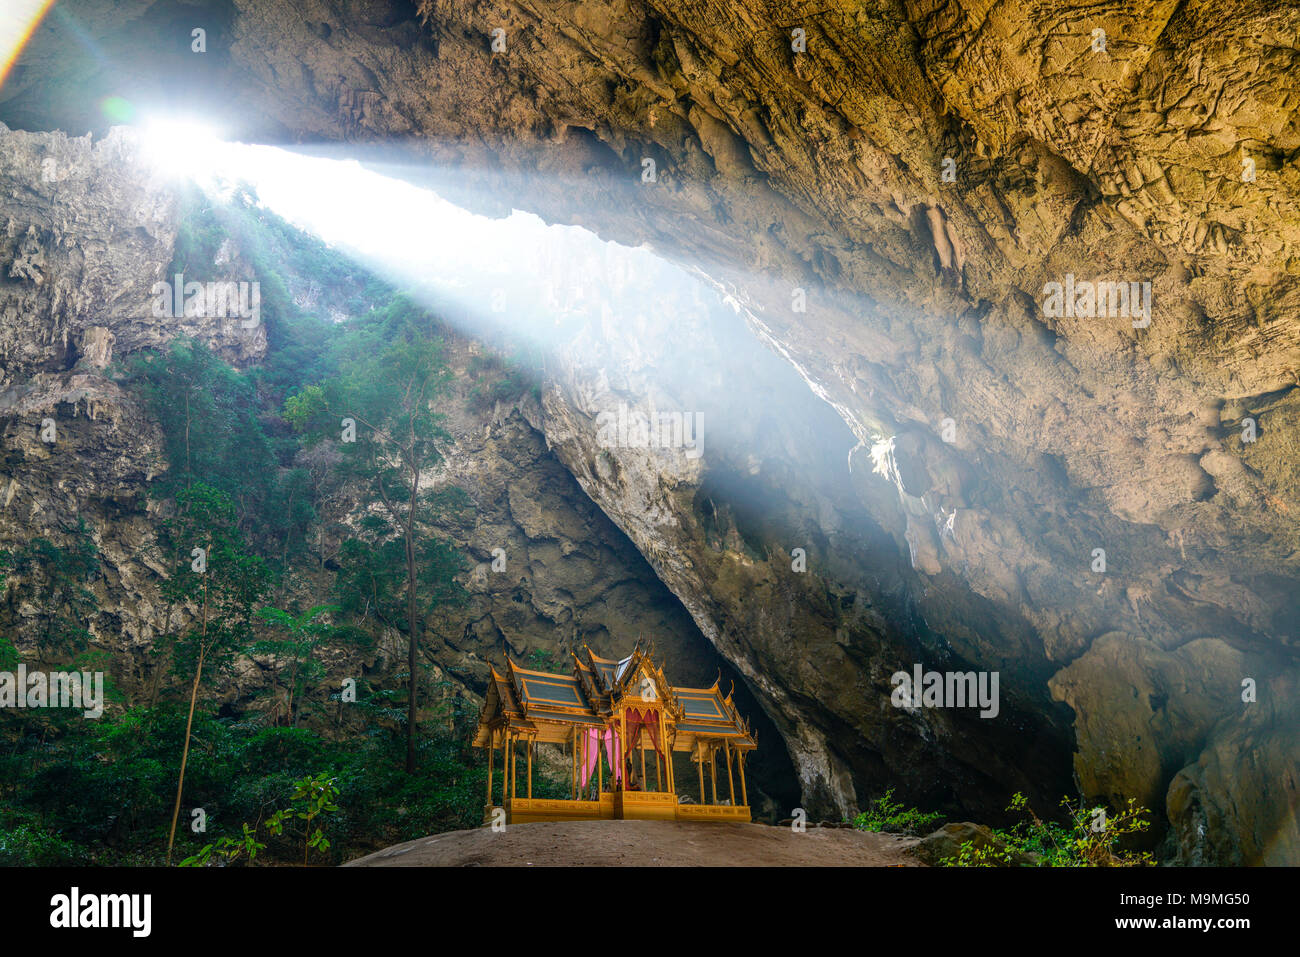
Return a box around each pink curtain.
[626,708,664,760]
[581,728,599,788]
[579,727,622,789]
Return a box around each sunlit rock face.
[0,119,796,784]
[4,1,1300,861]
[0,123,248,689]
[0,122,803,814]
[506,252,1075,821]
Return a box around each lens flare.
[137,117,227,181]
[0,0,57,89]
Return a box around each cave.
[0,0,1296,887]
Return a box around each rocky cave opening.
[0,0,1296,870]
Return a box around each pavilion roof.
[669,680,755,748]
[472,648,755,751]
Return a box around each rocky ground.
[344,819,921,867]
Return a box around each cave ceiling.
[2,0,1298,863]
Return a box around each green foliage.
[167,185,344,403]
[0,550,17,672]
[1,188,502,863]
[182,772,339,867]
[284,772,340,864]
[851,788,945,836]
[942,792,1156,867]
[466,351,533,413]
[180,821,266,868]
[0,530,119,730]
[285,292,469,772]
[6,525,98,660]
[0,808,89,866]
[527,648,560,672]
[284,292,452,457]
[158,483,273,680]
[254,604,359,727]
[331,528,468,640]
[168,190,228,277]
[119,337,309,559]
[1,705,492,865]
[157,483,274,862]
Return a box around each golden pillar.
[709,744,718,805]
[696,744,705,802]
[654,722,662,792]
[620,709,628,788]
[656,709,669,794]
[725,739,735,805]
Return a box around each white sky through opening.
[135,120,659,334]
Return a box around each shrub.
[942,792,1155,867]
[852,789,945,836]
[0,809,88,866]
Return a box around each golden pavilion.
[472,644,756,824]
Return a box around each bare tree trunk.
[166,581,207,865]
[166,643,206,865]
[405,463,419,774]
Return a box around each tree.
[119,337,307,558]
[285,294,467,772]
[159,484,271,864]
[254,604,349,727]
[269,773,341,866]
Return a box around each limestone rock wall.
[0,122,797,812]
[3,0,1299,860]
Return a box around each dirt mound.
[343,820,923,867]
